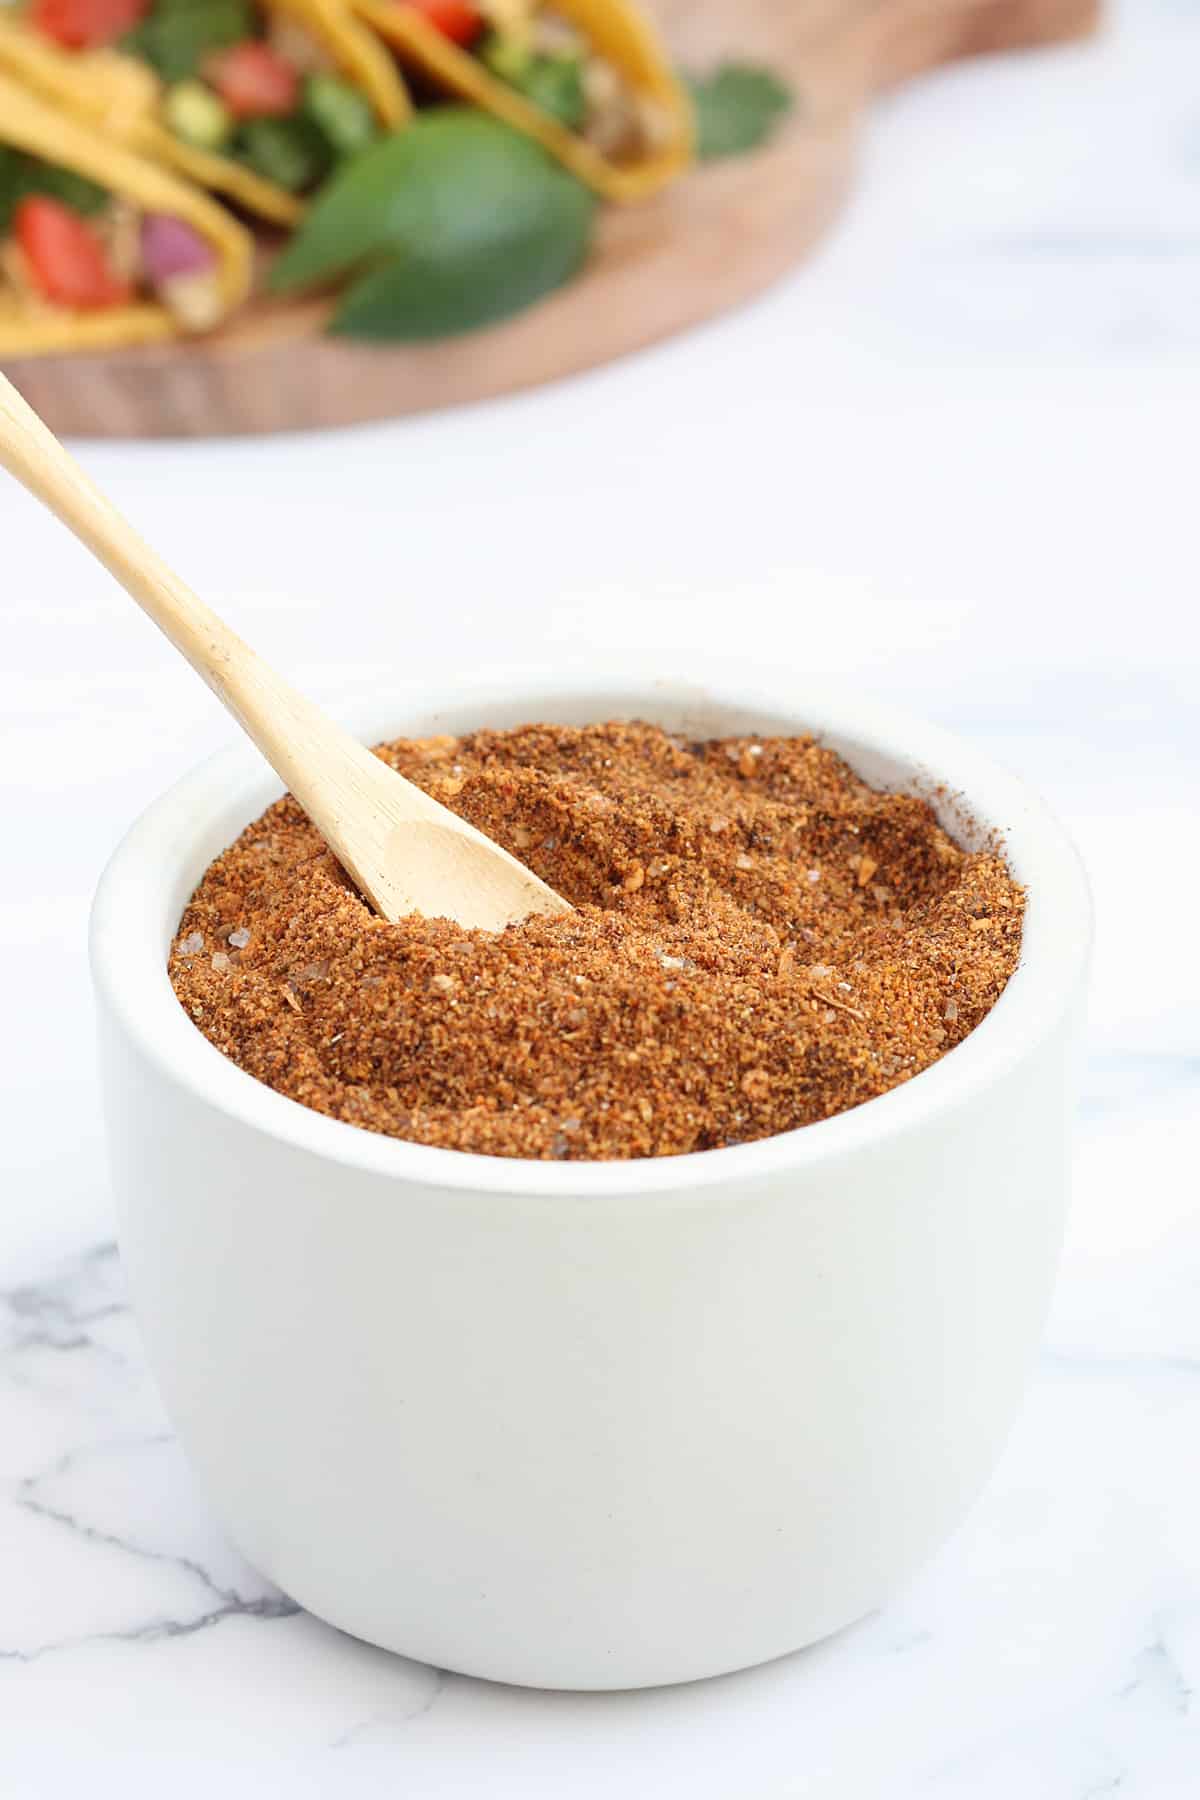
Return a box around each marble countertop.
[2,0,1198,1789]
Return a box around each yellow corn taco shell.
[0,73,253,355]
[0,4,410,227]
[351,0,691,200]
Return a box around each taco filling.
[21,0,385,195]
[0,146,225,325]
[352,0,689,193]
[459,1,670,163]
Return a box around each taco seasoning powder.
[169,722,1024,1161]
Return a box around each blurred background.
[2,0,1198,1787]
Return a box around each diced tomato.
[14,197,132,310]
[29,0,148,49]
[205,42,300,119]
[403,0,483,47]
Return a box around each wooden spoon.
[0,372,570,931]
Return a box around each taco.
[0,71,253,354]
[349,0,690,200]
[0,0,409,227]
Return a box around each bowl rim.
[89,661,1093,1198]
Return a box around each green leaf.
[684,63,793,161]
[271,109,596,341]
[327,231,566,340]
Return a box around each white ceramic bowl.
[91,668,1091,1690]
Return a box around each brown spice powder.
[169,722,1024,1160]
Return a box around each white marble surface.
[2,0,1199,1788]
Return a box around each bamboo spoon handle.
[0,370,322,754]
[0,372,569,929]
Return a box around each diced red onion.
[140,214,215,287]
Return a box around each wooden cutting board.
[3,0,1099,437]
